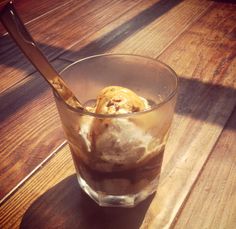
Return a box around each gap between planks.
[0,0,74,37]
[173,105,236,228]
[154,3,214,59]
[0,141,67,206]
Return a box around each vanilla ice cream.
[76,86,164,172]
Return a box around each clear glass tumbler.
[54,54,178,207]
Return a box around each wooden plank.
[189,1,236,46]
[0,145,75,229]
[173,107,236,229]
[60,0,212,61]
[160,34,236,168]
[59,0,161,60]
[0,59,70,200]
[0,0,71,35]
[143,2,236,228]
[110,0,214,57]
[0,0,141,93]
[158,2,236,166]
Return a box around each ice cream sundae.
[68,86,167,200]
[54,54,178,207]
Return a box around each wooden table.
[0,0,235,228]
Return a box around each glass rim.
[55,53,178,118]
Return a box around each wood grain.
[60,0,212,61]
[0,145,74,229]
[0,0,212,202]
[110,0,213,57]
[174,107,236,229]
[0,0,71,35]
[59,0,163,60]
[140,3,236,228]
[0,59,70,200]
[0,107,235,228]
[0,0,145,198]
[0,0,142,92]
[0,145,156,229]
[159,1,236,167]
[1,104,235,229]
[0,1,236,229]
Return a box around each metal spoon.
[0,1,83,110]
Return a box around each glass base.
[77,175,156,208]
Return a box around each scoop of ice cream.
[78,86,161,171]
[91,118,157,166]
[95,86,148,114]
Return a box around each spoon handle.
[0,1,83,110]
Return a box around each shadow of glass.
[176,77,236,129]
[20,175,154,229]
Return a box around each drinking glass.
[54,54,178,207]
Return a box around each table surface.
[0,0,235,228]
